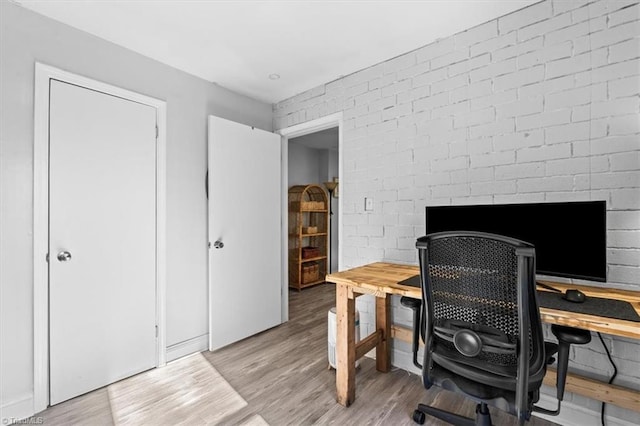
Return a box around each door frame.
[32,63,167,412]
[278,112,343,322]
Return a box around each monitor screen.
[425,201,607,282]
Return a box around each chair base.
[413,402,492,426]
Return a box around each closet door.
[49,80,157,404]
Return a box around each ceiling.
[14,0,536,104]
[290,127,339,150]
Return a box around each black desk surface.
[398,275,640,323]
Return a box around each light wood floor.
[205,283,558,426]
[33,283,559,425]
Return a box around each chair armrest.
[400,296,422,369]
[534,326,591,416]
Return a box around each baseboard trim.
[1,392,34,423]
[166,334,208,363]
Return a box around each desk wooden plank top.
[326,262,419,297]
[326,262,640,340]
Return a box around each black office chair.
[407,231,590,425]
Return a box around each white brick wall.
[275,1,640,423]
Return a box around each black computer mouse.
[563,289,587,303]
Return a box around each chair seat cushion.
[432,350,546,394]
[427,363,534,416]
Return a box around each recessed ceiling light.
[268,73,280,80]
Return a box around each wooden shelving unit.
[288,184,329,291]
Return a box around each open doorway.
[279,113,343,322]
[288,127,339,275]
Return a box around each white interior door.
[49,80,157,404]
[208,116,282,351]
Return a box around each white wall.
[288,142,324,186]
[274,1,640,424]
[0,1,272,418]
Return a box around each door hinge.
[155,125,159,139]
[46,253,49,263]
[155,325,158,337]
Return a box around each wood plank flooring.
[203,283,558,426]
[31,283,559,425]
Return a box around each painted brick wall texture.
[275,1,639,424]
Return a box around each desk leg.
[336,283,355,406]
[376,295,391,372]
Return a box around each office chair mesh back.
[413,232,580,424]
[423,233,539,379]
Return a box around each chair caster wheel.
[412,409,426,424]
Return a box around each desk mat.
[398,275,640,323]
[536,291,640,322]
[398,275,421,288]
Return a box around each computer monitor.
[425,201,607,282]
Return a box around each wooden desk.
[326,262,640,411]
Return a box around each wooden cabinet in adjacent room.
[288,184,329,291]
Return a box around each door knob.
[57,251,72,262]
[213,240,224,249]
